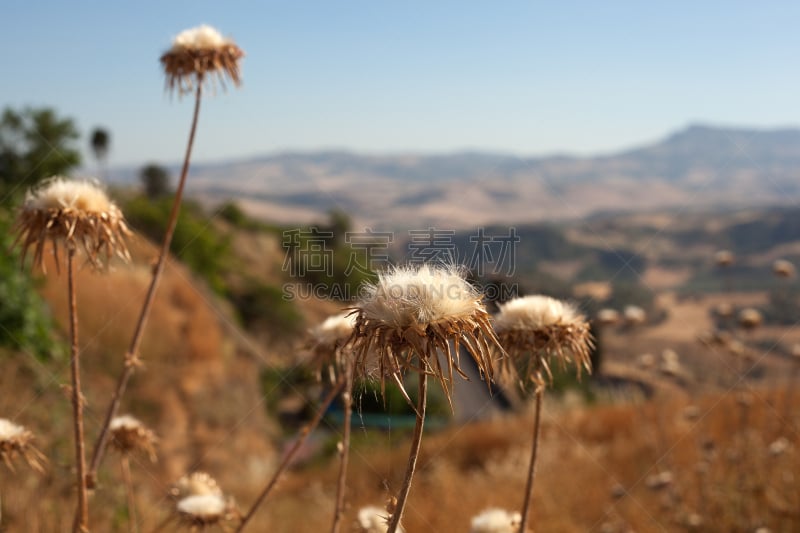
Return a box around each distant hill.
[110,124,800,228]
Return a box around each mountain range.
[113,124,800,228]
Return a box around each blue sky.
[2,1,799,167]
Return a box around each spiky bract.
[349,264,502,405]
[108,415,157,462]
[307,312,357,384]
[494,295,593,391]
[14,177,130,271]
[160,24,244,95]
[0,418,46,473]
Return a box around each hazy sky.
[2,1,799,167]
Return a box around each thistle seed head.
[596,308,620,326]
[494,295,593,391]
[14,177,130,272]
[356,506,404,533]
[108,415,157,462]
[469,508,522,533]
[773,259,795,278]
[307,312,357,384]
[161,24,244,95]
[623,305,646,326]
[349,263,502,405]
[176,493,236,528]
[738,308,763,331]
[714,249,734,268]
[0,418,46,473]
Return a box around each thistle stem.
[68,249,90,532]
[387,372,427,533]
[120,455,138,533]
[237,380,345,532]
[331,365,354,533]
[518,388,543,533]
[87,83,203,485]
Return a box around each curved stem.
[387,372,427,533]
[68,249,90,532]
[331,365,354,533]
[237,380,345,532]
[518,388,543,533]
[87,83,203,486]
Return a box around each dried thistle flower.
[773,259,795,278]
[738,308,763,330]
[108,415,157,462]
[469,508,522,533]
[637,353,656,369]
[170,472,236,528]
[623,305,646,326]
[357,506,404,533]
[595,308,620,326]
[714,249,735,268]
[0,418,46,473]
[161,24,245,95]
[768,437,790,457]
[14,177,130,272]
[307,312,357,384]
[658,348,683,377]
[349,264,501,403]
[714,302,734,318]
[176,493,236,528]
[494,295,593,391]
[645,470,674,490]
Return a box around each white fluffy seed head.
[623,305,646,325]
[0,419,25,441]
[469,508,522,533]
[773,259,795,278]
[356,506,403,533]
[715,249,734,267]
[176,493,226,518]
[310,312,356,346]
[359,264,482,327]
[596,308,620,326]
[494,295,582,332]
[24,178,115,214]
[738,308,763,330]
[171,24,229,50]
[110,415,143,431]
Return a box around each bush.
[0,215,61,360]
[123,196,232,294]
[229,281,304,340]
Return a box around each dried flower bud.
[161,24,245,95]
[469,508,522,533]
[772,259,795,279]
[0,418,46,473]
[108,415,157,461]
[14,178,130,272]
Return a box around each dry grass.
[5,223,800,531]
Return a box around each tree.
[90,127,110,180]
[0,107,81,200]
[140,163,171,199]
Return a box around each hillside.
[111,123,800,228]
[3,194,800,530]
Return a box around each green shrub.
[229,281,305,339]
[0,215,62,360]
[123,196,232,294]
